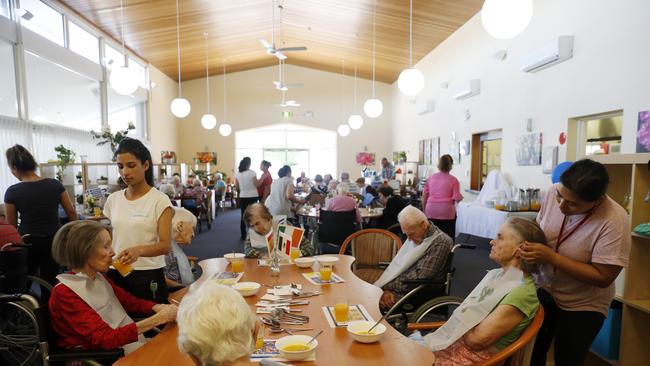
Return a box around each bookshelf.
[591,153,650,365]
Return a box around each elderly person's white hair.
[172,175,182,184]
[337,184,350,195]
[177,281,257,366]
[172,207,197,235]
[215,173,223,180]
[397,205,428,227]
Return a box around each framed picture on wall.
[196,152,217,165]
[542,146,558,174]
[423,138,433,166]
[430,137,440,166]
[637,110,650,153]
[515,132,542,166]
[449,142,461,164]
[418,140,425,165]
[161,151,177,164]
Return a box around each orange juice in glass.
[231,258,244,273]
[93,207,101,217]
[334,298,349,323]
[255,323,265,349]
[112,259,133,277]
[290,247,301,262]
[320,265,332,282]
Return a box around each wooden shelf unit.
[591,153,650,365]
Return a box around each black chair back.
[318,210,357,253]
[0,246,28,294]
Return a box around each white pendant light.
[110,0,138,95]
[170,0,190,118]
[398,0,424,97]
[348,64,364,130]
[337,124,351,137]
[481,0,533,39]
[363,0,383,118]
[219,59,232,137]
[200,33,217,130]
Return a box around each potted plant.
[54,145,76,182]
[90,122,135,161]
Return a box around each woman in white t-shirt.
[235,157,262,240]
[104,138,174,303]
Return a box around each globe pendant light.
[109,0,138,95]
[200,33,217,130]
[219,59,232,137]
[481,0,533,39]
[337,124,350,137]
[397,0,424,97]
[170,0,191,118]
[348,64,364,130]
[363,0,383,118]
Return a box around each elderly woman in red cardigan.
[49,220,177,353]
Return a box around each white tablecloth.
[455,202,538,239]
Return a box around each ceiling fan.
[260,1,307,60]
[273,59,303,91]
[274,90,300,107]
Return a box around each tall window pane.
[108,88,146,140]
[68,21,99,63]
[1,0,10,18]
[0,40,18,118]
[129,57,148,88]
[25,51,101,131]
[104,43,124,68]
[19,0,64,46]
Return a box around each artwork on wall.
[423,139,432,166]
[637,110,650,153]
[392,151,407,164]
[161,151,177,164]
[356,152,376,166]
[431,137,440,166]
[542,146,559,174]
[196,152,217,165]
[418,140,425,165]
[449,142,461,164]
[515,132,542,166]
[459,140,470,156]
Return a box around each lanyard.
[556,211,594,252]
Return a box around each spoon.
[366,313,388,334]
[305,330,323,346]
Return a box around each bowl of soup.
[224,252,245,263]
[231,282,260,297]
[347,320,386,343]
[294,257,315,268]
[275,335,318,361]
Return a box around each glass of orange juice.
[231,258,244,273]
[290,247,301,262]
[334,297,349,323]
[255,322,265,350]
[93,207,101,217]
[320,264,332,282]
[112,259,133,277]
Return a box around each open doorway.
[567,110,623,160]
[471,130,502,190]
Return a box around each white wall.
[177,64,393,179]
[391,0,650,192]
[148,65,180,163]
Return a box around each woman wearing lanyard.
[104,138,174,303]
[521,159,630,366]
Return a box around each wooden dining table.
[114,255,434,366]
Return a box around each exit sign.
[282,111,293,118]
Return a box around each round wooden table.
[114,255,434,365]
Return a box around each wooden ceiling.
[61,0,483,83]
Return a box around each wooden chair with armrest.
[338,229,402,284]
[407,305,545,366]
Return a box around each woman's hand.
[520,241,557,265]
[154,304,178,323]
[379,290,396,309]
[117,247,141,265]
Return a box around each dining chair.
[338,229,402,284]
[318,209,358,254]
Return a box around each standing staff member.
[104,138,174,303]
[422,154,463,240]
[521,159,630,366]
[235,157,261,240]
[4,145,78,285]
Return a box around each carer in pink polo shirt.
[422,154,463,240]
[520,159,630,366]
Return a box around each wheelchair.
[384,242,474,334]
[1,242,124,366]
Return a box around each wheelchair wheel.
[409,295,464,324]
[0,300,39,366]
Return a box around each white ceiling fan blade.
[273,80,281,87]
[277,46,307,52]
[260,39,272,49]
[275,51,287,60]
[284,83,303,87]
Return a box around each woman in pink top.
[257,160,272,203]
[422,155,463,240]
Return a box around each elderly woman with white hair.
[324,184,361,223]
[164,207,197,288]
[177,281,284,366]
[49,220,178,353]
[374,205,453,310]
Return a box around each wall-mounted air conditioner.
[416,99,435,115]
[521,36,574,73]
[452,79,480,100]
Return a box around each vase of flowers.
[90,122,135,161]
